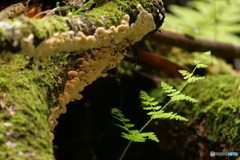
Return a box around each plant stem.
[139,118,153,132]
[74,0,94,14]
[119,140,133,160]
[119,115,154,159]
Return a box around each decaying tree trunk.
[0,0,165,159]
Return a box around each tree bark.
[0,0,165,159]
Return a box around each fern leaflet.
[111,108,158,143]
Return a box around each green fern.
[163,0,240,43]
[111,108,159,143]
[112,52,210,160]
[140,90,188,120]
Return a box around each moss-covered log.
[0,56,63,160]
[150,75,240,159]
[0,0,165,159]
[0,0,164,60]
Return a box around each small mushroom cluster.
[18,13,131,59]
[48,47,126,134]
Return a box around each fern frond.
[143,106,155,110]
[187,76,205,83]
[111,108,134,133]
[140,132,159,142]
[111,108,123,116]
[116,124,131,132]
[193,60,200,65]
[178,70,190,76]
[112,51,210,160]
[140,90,154,101]
[112,116,124,123]
[167,91,180,97]
[122,118,130,122]
[142,100,158,106]
[122,132,146,142]
[152,105,162,110]
[140,91,162,112]
[163,0,240,43]
[161,82,177,93]
[112,108,160,144]
[122,132,159,142]
[202,51,211,59]
[147,110,164,116]
[196,63,208,68]
[152,111,188,121]
[179,70,193,80]
[143,105,162,110]
[171,94,198,102]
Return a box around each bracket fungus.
[48,3,165,134]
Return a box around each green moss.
[84,0,156,27]
[151,75,240,147]
[29,15,69,39]
[11,15,69,40]
[0,26,5,36]
[166,50,240,76]
[0,55,66,160]
[0,77,8,87]
[84,1,129,26]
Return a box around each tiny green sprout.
[73,0,94,14]
[111,51,210,160]
[55,0,94,16]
